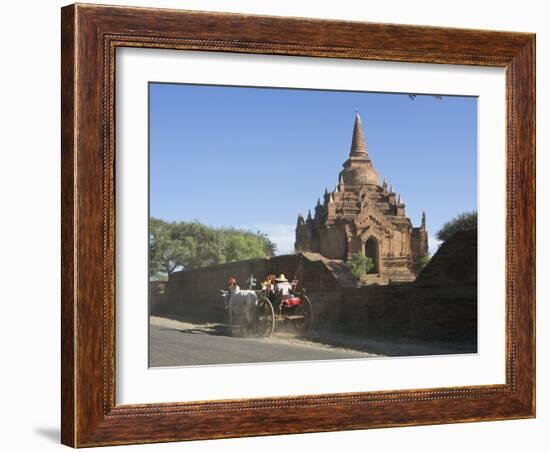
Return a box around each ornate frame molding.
[61,4,535,447]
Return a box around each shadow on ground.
[300,329,476,356]
[153,314,476,357]
[175,324,228,336]
[34,427,59,443]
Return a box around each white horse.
[222,285,258,335]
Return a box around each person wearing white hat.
[274,274,292,297]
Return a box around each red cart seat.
[282,296,302,307]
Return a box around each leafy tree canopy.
[149,218,276,279]
[436,211,477,242]
[418,253,432,271]
[347,252,374,280]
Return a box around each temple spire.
[349,111,369,159]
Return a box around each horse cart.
[222,277,313,337]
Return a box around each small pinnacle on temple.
[349,111,369,158]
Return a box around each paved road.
[149,317,377,367]
[149,316,475,367]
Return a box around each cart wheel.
[255,296,275,337]
[293,294,313,333]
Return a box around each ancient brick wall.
[341,284,477,343]
[149,281,168,315]
[155,230,477,345]
[158,253,345,323]
[340,229,477,344]
[415,229,477,287]
[319,224,347,260]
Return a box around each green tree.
[418,253,431,271]
[149,218,189,278]
[149,218,277,279]
[347,252,374,280]
[222,228,276,263]
[173,221,225,269]
[436,211,477,242]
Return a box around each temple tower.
[295,112,428,283]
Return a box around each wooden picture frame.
[61,3,535,447]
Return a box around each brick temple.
[295,112,428,283]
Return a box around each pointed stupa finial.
[307,210,312,221]
[389,184,393,193]
[335,184,339,193]
[324,187,329,197]
[317,197,321,207]
[397,194,401,204]
[349,111,369,158]
[422,211,426,228]
[329,193,334,203]
[383,176,387,189]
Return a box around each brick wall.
[155,230,477,345]
[341,284,477,343]
[158,253,344,323]
[341,230,477,344]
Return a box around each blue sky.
[149,83,477,255]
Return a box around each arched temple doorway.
[365,237,380,274]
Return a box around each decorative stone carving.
[295,112,429,283]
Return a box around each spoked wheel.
[293,294,313,333]
[255,296,275,337]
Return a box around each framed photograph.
[61,3,535,447]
